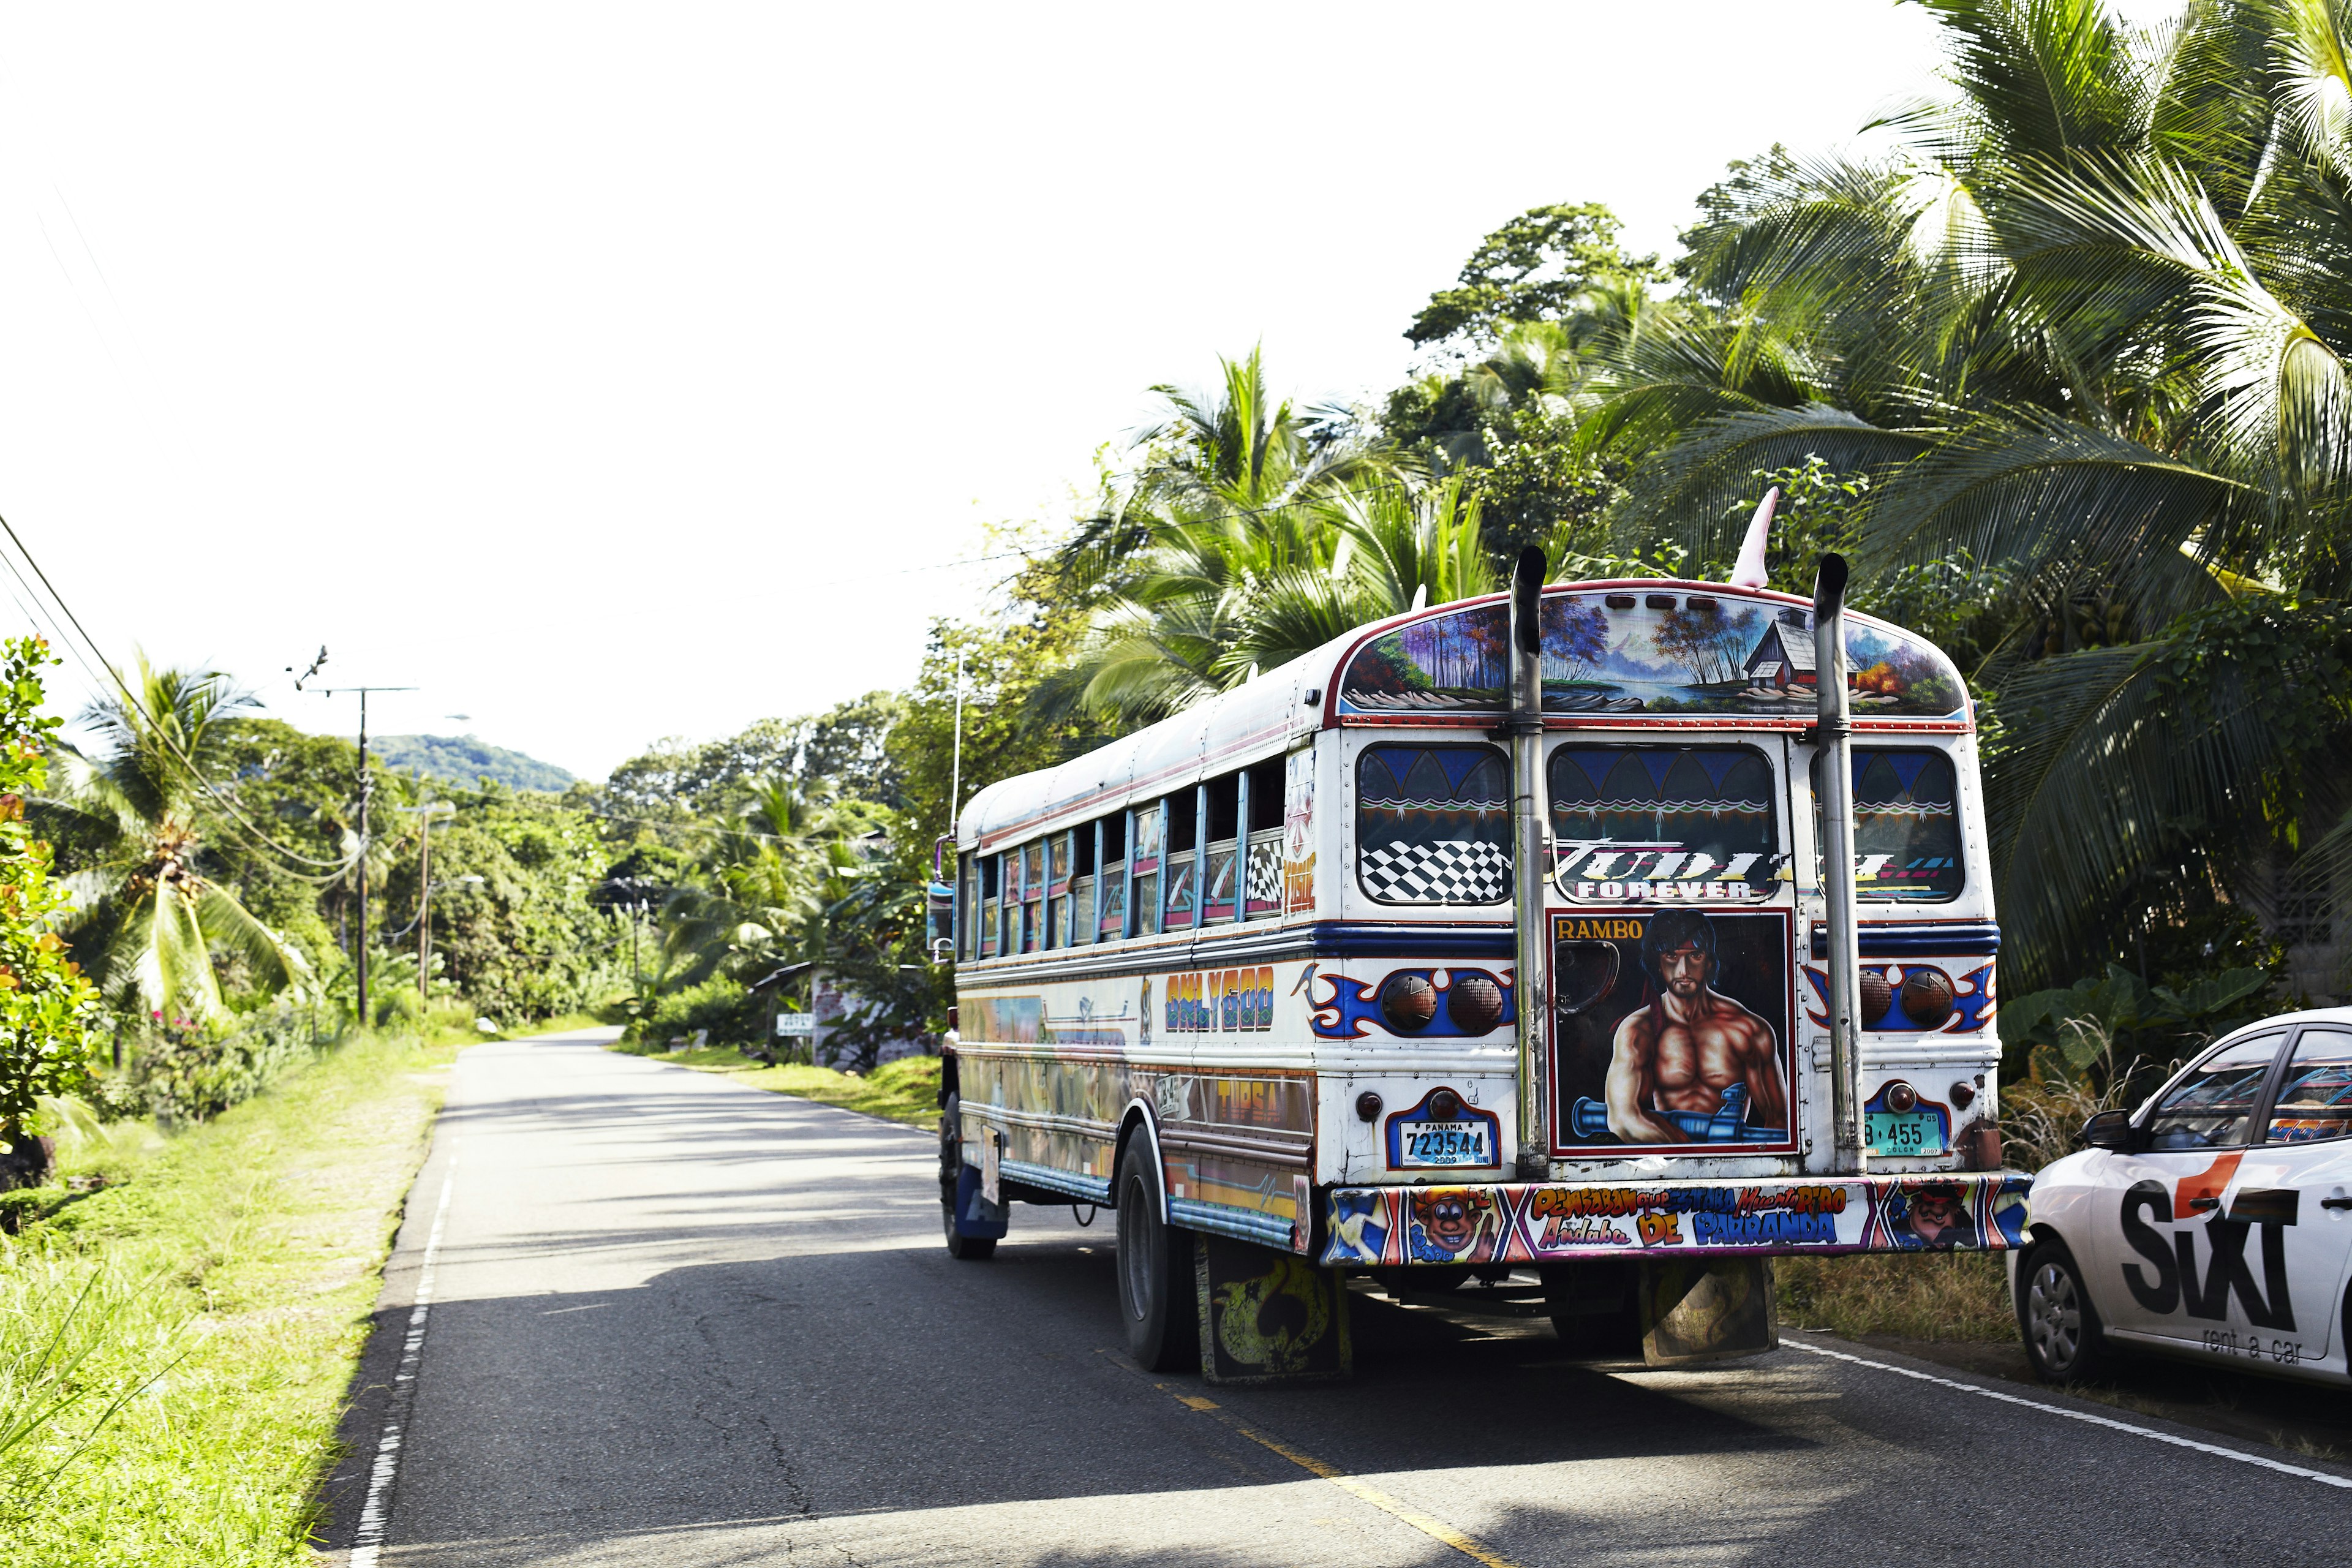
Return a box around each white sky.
[0,2,2178,780]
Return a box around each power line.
[0,512,356,875]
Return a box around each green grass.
[1775,1251,2015,1343]
[0,1026,466,1564]
[514,1008,623,1037]
[635,1044,943,1130]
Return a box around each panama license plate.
[1398,1120,1494,1168]
[1866,1110,1947,1157]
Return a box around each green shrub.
[124,1001,322,1125]
[620,976,756,1050]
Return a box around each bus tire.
[938,1095,997,1261]
[943,1204,997,1261]
[2017,1236,2105,1384]
[1115,1139,1198,1371]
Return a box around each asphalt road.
[325,1031,2352,1567]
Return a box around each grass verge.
[0,1026,466,1564]
[1775,1251,2015,1343]
[635,1044,942,1130]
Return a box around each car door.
[2081,1030,2289,1350]
[2215,1025,2352,1373]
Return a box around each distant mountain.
[372,734,576,794]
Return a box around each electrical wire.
[0,512,358,875]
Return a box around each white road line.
[1782,1333,2352,1490]
[350,1152,459,1566]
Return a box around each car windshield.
[2145,1033,2285,1149]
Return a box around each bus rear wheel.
[938,1095,996,1261]
[1115,1140,1198,1371]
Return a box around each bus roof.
[956,578,1969,853]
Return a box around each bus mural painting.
[943,548,2024,1383]
[1166,967,1275,1033]
[1554,909,1795,1154]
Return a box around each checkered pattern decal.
[1359,839,1510,904]
[1246,842,1283,907]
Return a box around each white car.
[2015,1009,2352,1385]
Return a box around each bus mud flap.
[1193,1233,1352,1385]
[1638,1257,1777,1366]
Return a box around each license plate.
[1398,1121,1494,1168]
[1866,1110,1947,1157]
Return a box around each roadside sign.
[775,1012,816,1036]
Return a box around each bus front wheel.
[1115,1140,1199,1371]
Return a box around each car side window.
[2144,1033,2286,1150]
[2266,1028,2352,1144]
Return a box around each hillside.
[372,733,576,794]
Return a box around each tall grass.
[1777,1015,2173,1346]
[0,1025,463,1564]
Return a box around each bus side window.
[1068,825,1096,948]
[1809,749,1964,902]
[1045,832,1070,949]
[980,853,1000,958]
[1203,773,1239,925]
[1356,744,1511,905]
[1021,841,1044,952]
[1133,804,1163,935]
[1164,791,1198,929]
[1099,811,1128,940]
[1245,756,1284,919]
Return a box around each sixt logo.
[2118,1157,2301,1331]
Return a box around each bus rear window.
[1809,748,1964,901]
[1547,745,1780,898]
[1852,750,1962,902]
[1355,744,1510,905]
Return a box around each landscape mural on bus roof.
[1337,587,1966,720]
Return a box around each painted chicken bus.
[942,568,2029,1379]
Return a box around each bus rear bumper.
[1321,1170,2030,1268]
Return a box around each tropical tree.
[35,655,307,1020]
[1581,0,2352,987]
[655,780,878,984]
[0,638,104,1146]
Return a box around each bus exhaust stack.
[1509,545,1550,1180]
[1812,552,1866,1174]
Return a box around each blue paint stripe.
[1000,1160,1112,1204]
[1811,921,2000,958]
[1169,1197,1294,1249]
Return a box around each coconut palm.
[36,655,308,1019]
[657,779,873,981]
[1582,0,2352,983]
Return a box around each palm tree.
[1582,0,2352,985]
[1048,349,1522,727]
[657,780,865,982]
[37,655,307,1020]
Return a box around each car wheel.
[1115,1138,1199,1371]
[2018,1238,2105,1383]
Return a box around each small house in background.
[746,961,930,1070]
[1744,609,1818,691]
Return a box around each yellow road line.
[1154,1386,1524,1568]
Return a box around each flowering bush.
[0,638,104,1152]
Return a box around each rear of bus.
[1313,581,2025,1336]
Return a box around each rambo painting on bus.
[1605,911,1789,1142]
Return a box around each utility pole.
[317,679,417,1030]
[949,644,966,827]
[396,802,455,1006]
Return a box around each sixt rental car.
[2016,1012,2352,1385]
